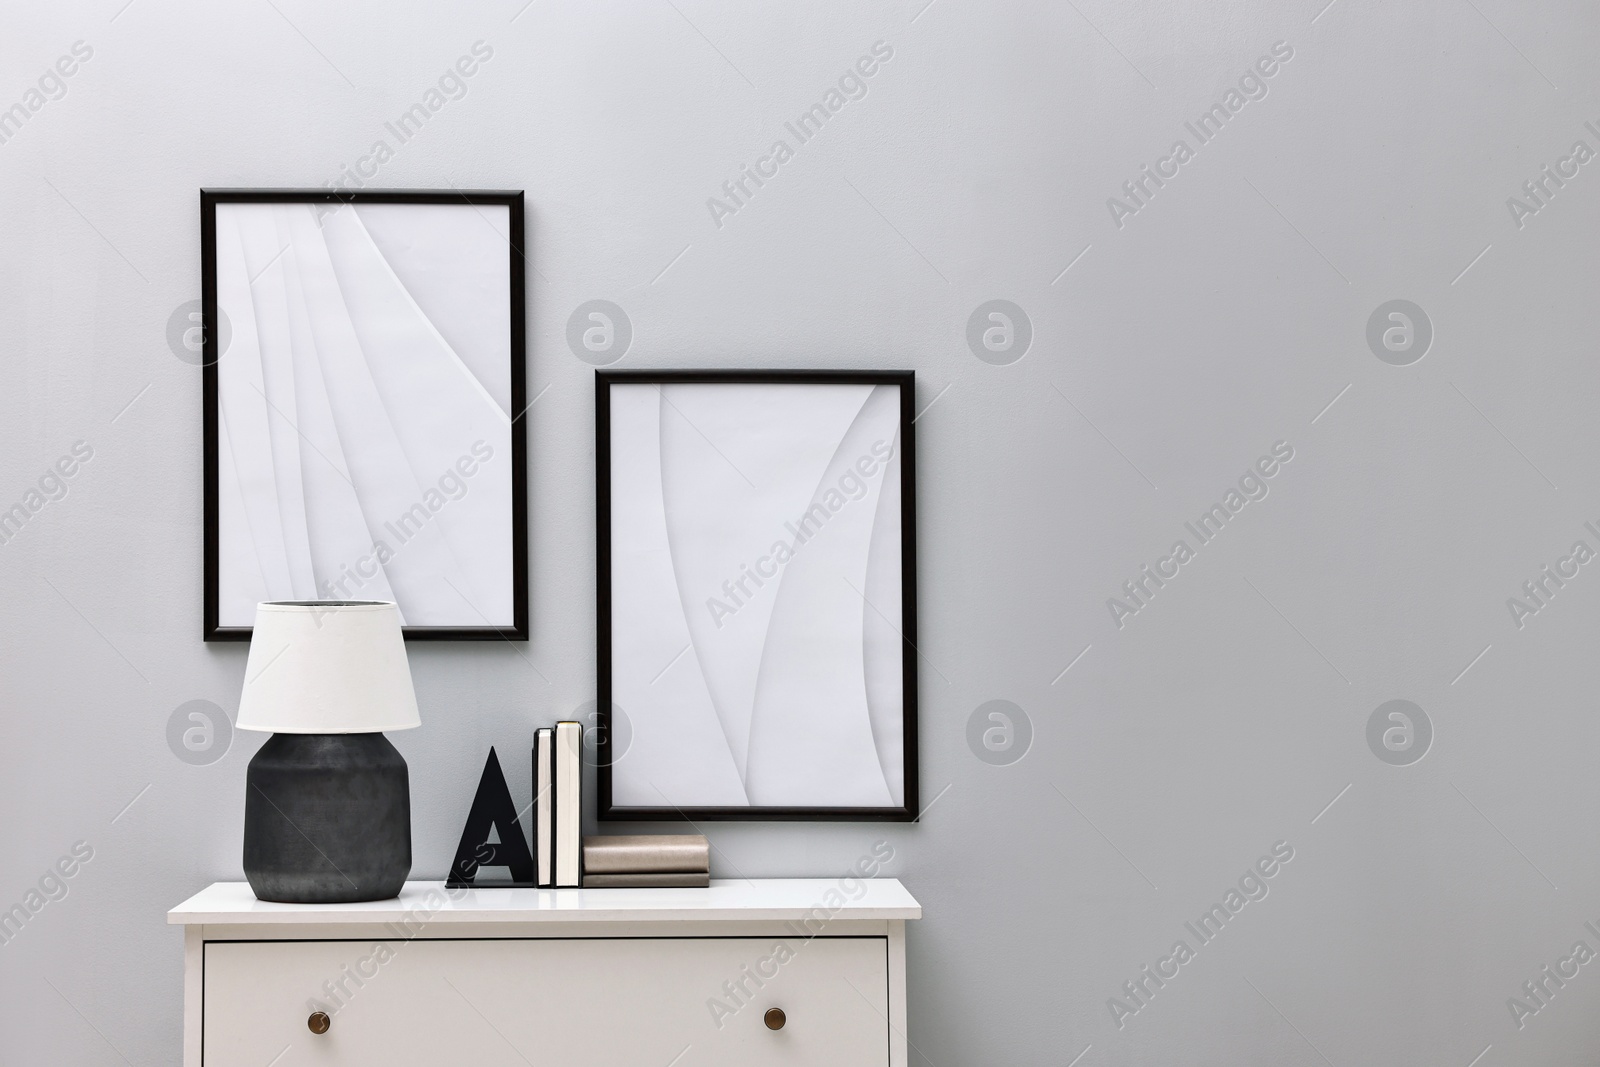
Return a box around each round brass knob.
[308,1012,330,1035]
[764,1007,786,1031]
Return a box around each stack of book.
[533,727,710,890]
[534,723,583,887]
[581,835,711,888]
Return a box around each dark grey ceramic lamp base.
[243,733,411,903]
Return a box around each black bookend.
[446,748,537,888]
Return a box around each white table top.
[168,878,921,925]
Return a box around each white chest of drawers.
[169,879,920,1067]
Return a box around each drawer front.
[203,936,889,1066]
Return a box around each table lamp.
[236,601,420,903]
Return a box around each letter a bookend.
[446,748,537,888]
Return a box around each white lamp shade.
[236,602,421,733]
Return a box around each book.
[583,872,710,888]
[534,728,553,888]
[554,721,582,887]
[581,835,710,875]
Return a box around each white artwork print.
[610,382,906,809]
[214,201,514,629]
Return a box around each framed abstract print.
[201,189,527,640]
[597,370,918,820]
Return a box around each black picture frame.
[595,369,919,821]
[201,188,529,642]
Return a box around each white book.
[554,721,582,887]
[535,728,553,888]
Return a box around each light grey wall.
[2,0,1598,1062]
